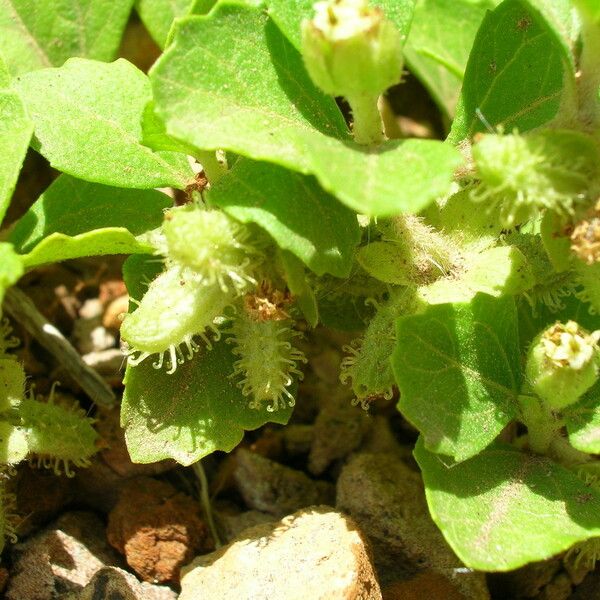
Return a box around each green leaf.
[209,159,360,278]
[0,0,134,76]
[403,0,497,118]
[9,174,170,268]
[141,101,196,155]
[449,0,577,142]
[150,2,462,216]
[418,246,535,304]
[266,0,416,51]
[565,380,600,454]
[415,439,600,570]
[0,58,32,224]
[15,58,192,189]
[135,0,194,47]
[121,338,293,465]
[393,294,520,461]
[0,243,24,307]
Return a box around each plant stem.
[347,93,385,145]
[192,460,222,548]
[3,287,115,407]
[518,394,560,455]
[578,19,600,128]
[195,150,227,184]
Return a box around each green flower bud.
[526,320,600,410]
[470,130,599,226]
[301,0,403,99]
[162,205,260,293]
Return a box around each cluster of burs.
[0,321,98,550]
[120,204,307,413]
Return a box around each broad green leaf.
[415,439,600,570]
[575,0,600,22]
[136,0,218,50]
[141,101,196,155]
[121,339,293,465]
[0,58,32,224]
[0,243,23,306]
[422,188,505,244]
[9,174,170,267]
[136,0,194,48]
[565,380,600,454]
[15,58,192,189]
[403,0,497,118]
[393,294,520,461]
[449,0,577,142]
[151,2,462,216]
[418,246,535,304]
[0,0,134,76]
[266,0,416,50]
[209,159,360,278]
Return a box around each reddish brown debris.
[107,477,214,584]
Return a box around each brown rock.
[73,456,128,513]
[180,506,382,600]
[107,477,213,584]
[282,424,314,455]
[6,511,121,600]
[308,389,371,475]
[382,572,470,600]
[215,507,275,543]
[65,566,176,600]
[336,453,489,599]
[14,464,75,537]
[232,448,334,516]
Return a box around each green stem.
[347,93,385,145]
[518,394,560,455]
[194,150,227,184]
[192,460,222,548]
[578,18,600,128]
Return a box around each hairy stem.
[347,93,385,145]
[518,394,561,454]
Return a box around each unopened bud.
[301,0,403,99]
[526,320,600,409]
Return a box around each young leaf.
[565,380,600,454]
[121,339,293,465]
[0,58,32,224]
[8,175,171,268]
[208,158,360,278]
[15,58,192,189]
[0,243,24,306]
[150,2,462,216]
[0,0,134,76]
[403,0,497,118]
[449,0,576,142]
[418,246,535,304]
[135,0,195,48]
[392,294,520,461]
[415,439,600,571]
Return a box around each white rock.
[180,506,381,600]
